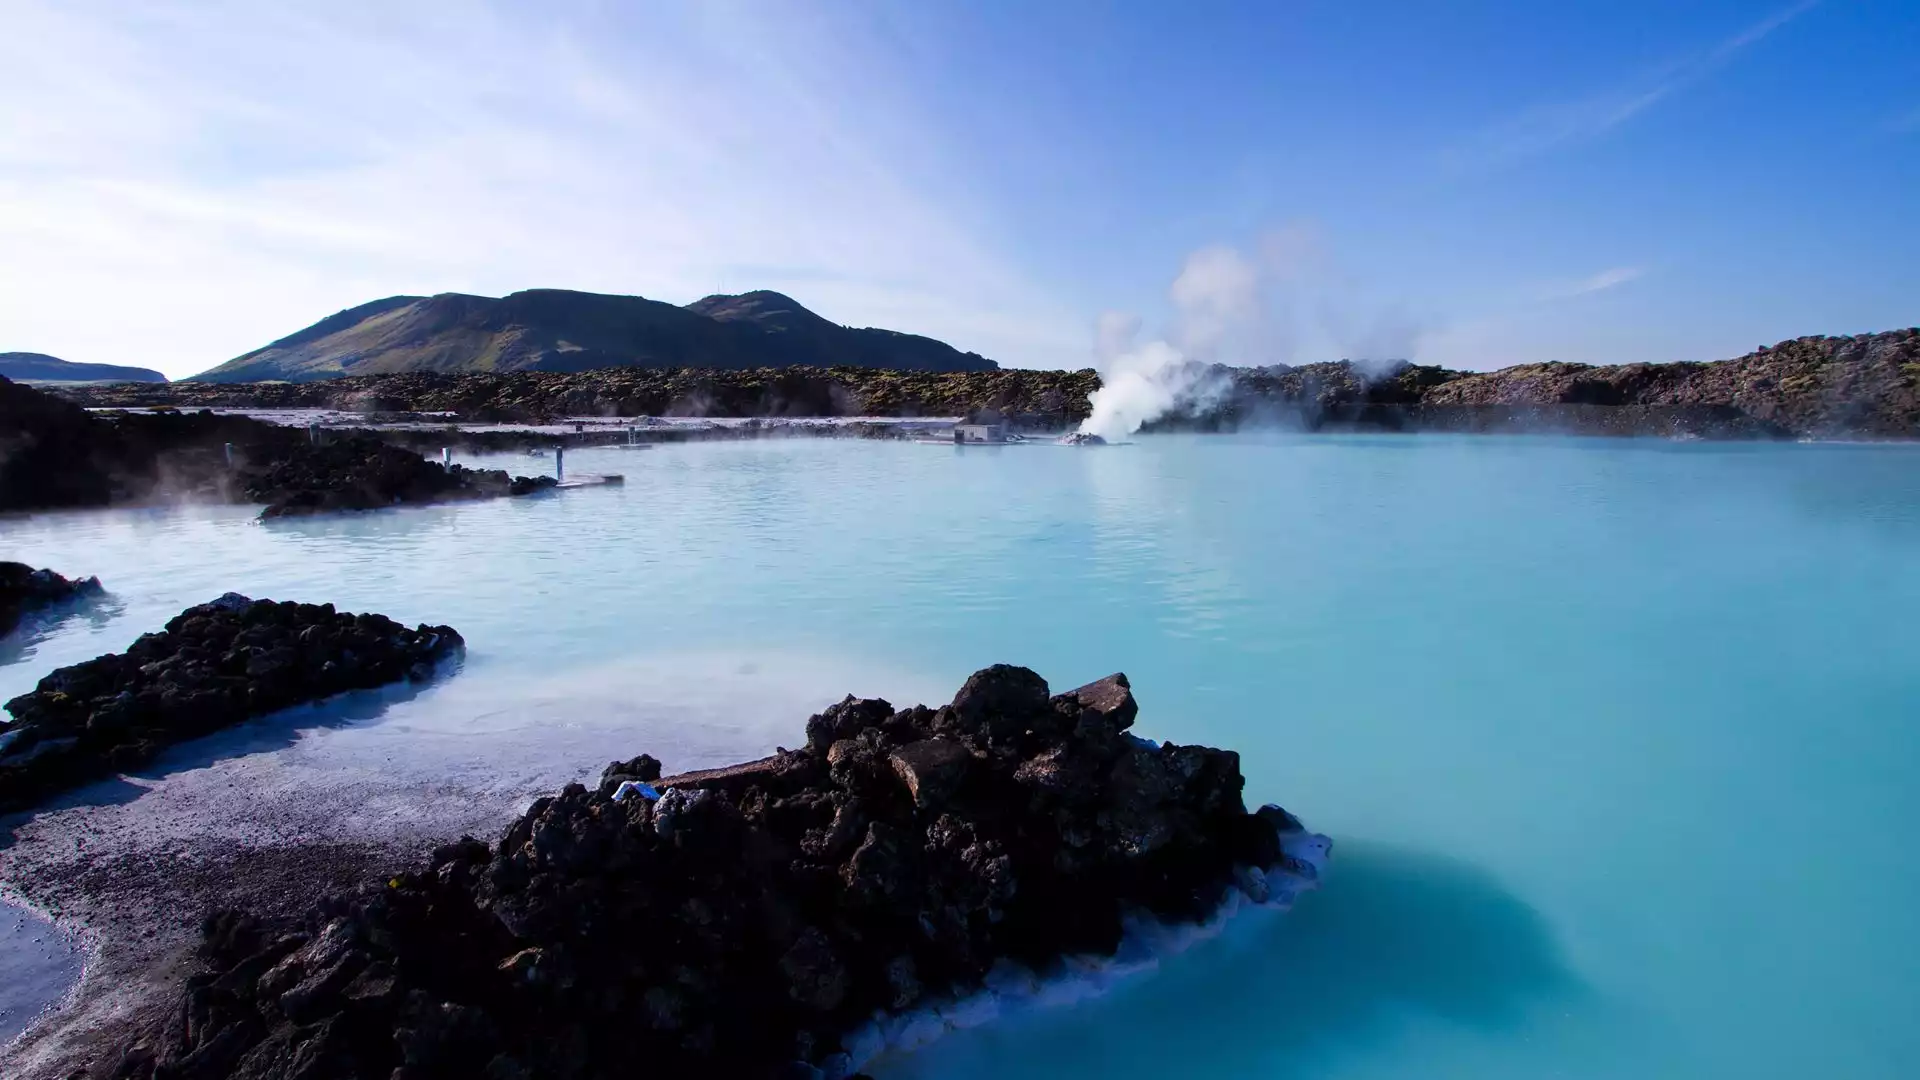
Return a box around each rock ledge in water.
[105,666,1327,1080]
[0,562,105,637]
[0,595,464,813]
[241,436,557,519]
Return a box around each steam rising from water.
[1078,342,1227,442]
[1079,228,1428,439]
[1079,248,1250,441]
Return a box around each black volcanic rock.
[54,327,1920,438]
[106,667,1325,1080]
[0,374,318,510]
[238,436,557,519]
[0,352,166,384]
[187,289,1000,382]
[0,594,464,813]
[1417,329,1920,438]
[0,563,105,638]
[55,366,1105,430]
[0,373,128,510]
[1128,329,1918,438]
[0,375,556,516]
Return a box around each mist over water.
[4,436,1920,1077]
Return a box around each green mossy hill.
[187,289,1000,382]
[0,352,167,383]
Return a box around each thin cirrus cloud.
[1447,0,1819,171]
[1542,266,1647,301]
[0,0,1087,377]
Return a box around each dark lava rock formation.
[57,366,1103,431]
[0,594,464,814]
[0,376,553,516]
[1144,329,1920,438]
[186,289,999,383]
[101,667,1321,1080]
[52,328,1920,438]
[0,563,105,637]
[237,437,557,519]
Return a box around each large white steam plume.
[1078,227,1427,440]
[1078,246,1255,440]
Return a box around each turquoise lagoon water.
[3,434,1919,1077]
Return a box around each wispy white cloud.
[1541,266,1647,301]
[1449,1,1819,170]
[0,0,1084,376]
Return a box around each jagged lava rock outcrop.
[106,667,1326,1080]
[0,595,464,813]
[0,375,555,516]
[1156,330,1917,437]
[1420,329,1920,437]
[238,436,556,519]
[54,366,1104,430]
[0,563,105,638]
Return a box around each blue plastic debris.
[612,780,661,803]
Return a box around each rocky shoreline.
[0,595,464,815]
[1142,328,1919,438]
[42,328,1920,439]
[0,565,105,640]
[0,376,557,518]
[71,666,1322,1080]
[234,437,557,519]
[53,367,1102,432]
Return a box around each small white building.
[951,422,1009,443]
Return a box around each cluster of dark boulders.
[0,375,559,516]
[0,594,464,813]
[50,367,1108,431]
[0,373,129,510]
[1143,329,1919,438]
[0,562,105,637]
[239,437,556,519]
[105,666,1317,1080]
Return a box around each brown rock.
[1061,673,1137,732]
[887,738,971,809]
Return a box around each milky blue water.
[3,434,1919,1077]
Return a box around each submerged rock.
[0,562,105,638]
[0,594,464,813]
[105,667,1324,1080]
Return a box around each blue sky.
[2,0,1915,377]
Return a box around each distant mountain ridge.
[0,352,166,383]
[188,289,998,382]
